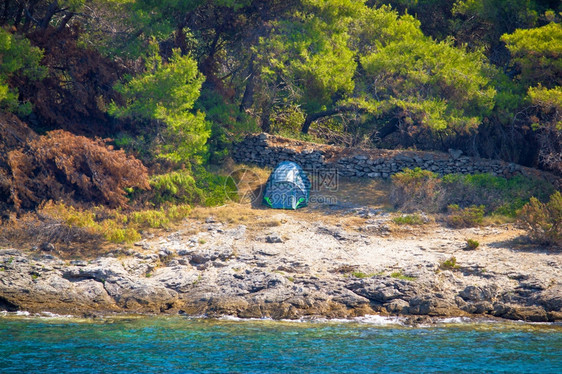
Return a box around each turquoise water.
[1,316,561,373]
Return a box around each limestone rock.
[266,235,283,244]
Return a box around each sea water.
[1,315,561,373]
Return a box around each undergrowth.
[392,213,426,225]
[35,201,193,244]
[465,239,480,250]
[147,167,237,207]
[441,173,554,217]
[439,256,459,270]
[0,160,242,251]
[390,270,416,281]
[391,168,555,223]
[350,271,373,279]
[446,204,485,228]
[519,191,562,247]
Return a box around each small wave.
[212,314,406,325]
[0,310,78,319]
[218,315,274,322]
[39,311,75,319]
[354,314,405,326]
[280,315,405,325]
[437,317,474,324]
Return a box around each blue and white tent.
[263,161,310,210]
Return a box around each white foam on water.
[218,315,243,321]
[214,314,406,326]
[218,315,274,322]
[354,314,405,326]
[437,317,473,324]
[289,315,406,325]
[39,311,75,319]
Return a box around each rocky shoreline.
[1,211,561,323]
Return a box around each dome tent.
[263,161,310,209]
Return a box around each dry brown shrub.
[0,212,103,255]
[7,130,150,210]
[538,127,562,177]
[390,168,444,213]
[0,113,38,213]
[519,192,562,247]
[17,26,124,136]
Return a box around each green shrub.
[150,170,204,205]
[351,271,372,279]
[105,227,141,244]
[130,209,170,228]
[38,202,141,244]
[442,173,554,217]
[391,171,554,218]
[465,239,480,250]
[390,168,443,212]
[392,214,426,225]
[390,271,416,281]
[519,191,562,247]
[165,204,192,221]
[149,168,237,207]
[193,166,238,206]
[440,256,459,270]
[130,204,192,229]
[447,204,485,228]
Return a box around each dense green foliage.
[0,0,560,220]
[501,22,562,88]
[109,45,209,165]
[0,29,45,115]
[358,9,496,136]
[147,168,237,207]
[256,3,497,142]
[2,0,561,158]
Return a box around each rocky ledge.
[1,212,561,323]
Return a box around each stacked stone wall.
[233,133,560,187]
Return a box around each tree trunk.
[1,0,11,25]
[39,0,59,30]
[239,55,256,112]
[375,120,398,139]
[21,0,41,33]
[174,17,189,55]
[261,105,271,133]
[301,106,361,134]
[55,12,73,33]
[14,2,24,29]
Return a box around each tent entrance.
[263,162,310,210]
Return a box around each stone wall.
[233,133,560,187]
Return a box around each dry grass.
[190,204,284,228]
[188,170,393,231]
[482,214,514,226]
[0,201,193,258]
[0,212,108,258]
[226,163,271,198]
